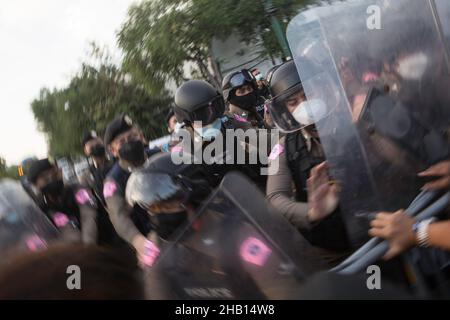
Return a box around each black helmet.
[269,60,303,98]
[126,153,211,211]
[221,69,256,102]
[267,59,336,133]
[174,80,225,126]
[265,64,281,85]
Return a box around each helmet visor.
[266,84,305,133]
[229,70,254,88]
[267,71,340,133]
[189,96,225,125]
[126,171,184,209]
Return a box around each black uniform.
[227,97,267,129]
[173,115,267,189]
[174,79,269,190]
[81,160,129,246]
[40,184,100,243]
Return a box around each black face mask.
[229,91,258,111]
[90,144,106,157]
[41,180,64,199]
[119,140,146,167]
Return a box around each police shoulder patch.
[75,188,91,205]
[103,180,118,199]
[269,143,285,161]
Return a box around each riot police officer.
[81,131,124,246]
[251,68,271,100]
[265,60,351,266]
[81,131,114,204]
[173,79,267,188]
[102,114,162,262]
[27,158,98,243]
[222,69,267,128]
[126,152,212,242]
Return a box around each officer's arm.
[103,180,142,245]
[266,140,312,230]
[74,187,99,245]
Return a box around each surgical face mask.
[396,52,429,81]
[193,118,222,141]
[255,74,264,81]
[173,122,183,134]
[291,99,328,127]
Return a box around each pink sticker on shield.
[75,189,91,205]
[240,237,272,267]
[141,240,160,267]
[103,181,117,199]
[26,235,47,252]
[53,212,69,228]
[234,114,248,123]
[269,144,284,161]
[362,72,379,83]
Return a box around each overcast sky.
[0,0,138,165]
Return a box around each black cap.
[82,130,98,148]
[27,159,54,184]
[104,114,134,146]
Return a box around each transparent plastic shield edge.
[287,0,450,245]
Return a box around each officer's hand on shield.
[132,234,153,268]
[306,162,339,223]
[418,160,450,191]
[369,210,417,260]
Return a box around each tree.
[118,0,311,93]
[0,157,7,177]
[31,45,172,158]
[0,157,19,180]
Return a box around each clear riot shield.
[435,0,450,62]
[0,179,59,263]
[148,172,326,300]
[287,0,450,246]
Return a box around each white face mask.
[291,99,328,126]
[173,122,183,134]
[193,118,222,141]
[396,52,429,81]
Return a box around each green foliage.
[31,45,172,158]
[118,0,311,92]
[31,1,312,159]
[0,157,19,180]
